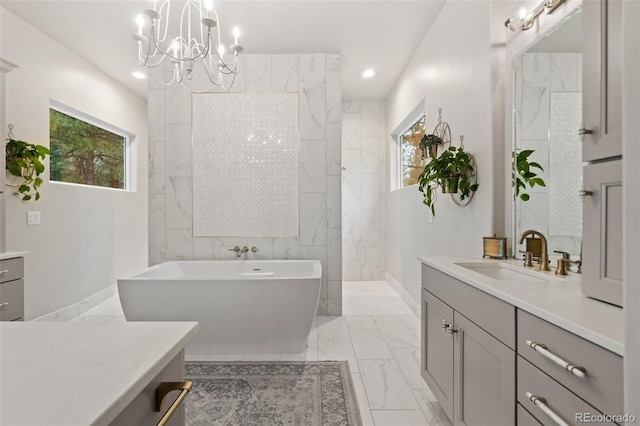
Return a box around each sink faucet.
[518,230,550,271]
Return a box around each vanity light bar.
[504,0,566,32]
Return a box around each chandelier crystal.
[133,0,243,92]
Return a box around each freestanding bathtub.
[117,260,322,355]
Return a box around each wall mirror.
[512,10,583,259]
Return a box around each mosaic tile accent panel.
[548,92,582,238]
[192,93,299,237]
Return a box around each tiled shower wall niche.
[148,54,342,315]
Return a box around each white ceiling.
[1,0,445,100]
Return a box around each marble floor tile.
[371,409,429,426]
[279,349,319,361]
[358,359,420,410]
[399,314,421,338]
[391,347,427,390]
[317,315,351,338]
[376,320,420,348]
[371,315,404,322]
[345,315,377,330]
[413,389,453,426]
[351,373,375,426]
[318,337,359,372]
[349,329,394,359]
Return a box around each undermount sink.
[454,262,561,282]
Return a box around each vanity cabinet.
[583,0,622,161]
[517,309,623,424]
[421,264,516,425]
[582,159,623,306]
[0,257,24,321]
[581,0,624,307]
[421,263,623,425]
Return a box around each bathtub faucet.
[228,246,252,258]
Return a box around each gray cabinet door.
[582,160,623,306]
[453,312,515,426]
[583,0,622,161]
[421,289,454,422]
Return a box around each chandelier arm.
[135,0,240,93]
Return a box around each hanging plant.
[6,139,50,201]
[418,146,479,216]
[419,133,442,159]
[512,149,545,201]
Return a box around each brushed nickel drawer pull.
[578,190,593,197]
[155,381,193,426]
[526,392,569,426]
[0,269,8,274]
[0,302,8,308]
[526,340,586,378]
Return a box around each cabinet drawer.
[422,264,515,349]
[518,403,542,426]
[517,309,622,416]
[0,279,24,321]
[518,356,614,426]
[0,257,24,284]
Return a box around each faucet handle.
[553,250,571,260]
[229,246,241,252]
[251,246,259,253]
[519,251,534,267]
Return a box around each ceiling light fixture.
[362,68,375,78]
[504,0,566,32]
[132,71,147,79]
[133,0,243,92]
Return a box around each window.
[49,107,128,190]
[399,114,426,187]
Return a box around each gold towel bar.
[155,381,193,426]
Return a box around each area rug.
[185,361,362,426]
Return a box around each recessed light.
[362,68,375,78]
[132,71,146,79]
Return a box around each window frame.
[49,101,134,192]
[397,112,426,189]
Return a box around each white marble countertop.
[0,251,28,260]
[420,256,624,356]
[0,321,199,426]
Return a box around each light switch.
[27,211,41,226]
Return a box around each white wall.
[1,8,148,320]
[147,54,343,315]
[384,0,501,303]
[342,100,386,281]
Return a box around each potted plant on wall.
[418,146,479,216]
[419,133,442,159]
[512,149,545,201]
[6,139,50,201]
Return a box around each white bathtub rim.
[119,259,322,281]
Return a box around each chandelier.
[133,0,243,92]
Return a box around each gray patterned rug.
[185,361,362,426]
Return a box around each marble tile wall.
[148,54,342,315]
[514,52,582,256]
[342,101,387,280]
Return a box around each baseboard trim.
[385,272,420,318]
[31,284,118,321]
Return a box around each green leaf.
[520,193,530,201]
[529,162,543,171]
[35,192,40,201]
[18,185,30,193]
[22,194,32,201]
